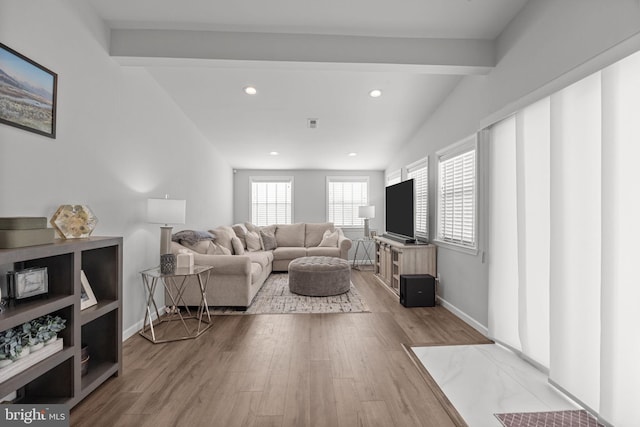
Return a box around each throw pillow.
[171,230,216,246]
[245,231,262,251]
[260,227,277,251]
[231,236,245,255]
[232,224,248,248]
[244,222,258,233]
[318,229,339,247]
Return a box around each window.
[436,136,477,250]
[407,158,428,239]
[386,169,401,186]
[326,176,369,227]
[251,177,293,226]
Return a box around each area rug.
[495,410,603,427]
[210,273,370,314]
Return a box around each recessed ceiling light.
[269,151,279,156]
[244,86,257,95]
[369,89,382,98]
[348,152,358,157]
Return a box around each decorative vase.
[44,335,57,346]
[160,253,176,274]
[0,359,12,368]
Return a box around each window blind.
[437,142,476,248]
[407,159,428,239]
[386,170,401,186]
[327,177,368,227]
[251,178,292,226]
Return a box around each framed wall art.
[0,42,57,138]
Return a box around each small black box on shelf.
[400,274,435,307]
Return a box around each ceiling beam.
[110,29,495,74]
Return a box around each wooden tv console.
[374,236,437,295]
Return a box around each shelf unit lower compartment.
[0,346,75,404]
[78,308,120,404]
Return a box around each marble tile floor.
[411,344,578,427]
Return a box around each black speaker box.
[400,274,435,307]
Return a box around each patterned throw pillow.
[260,228,277,251]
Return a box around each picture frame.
[0,42,57,138]
[80,270,97,310]
[10,267,48,299]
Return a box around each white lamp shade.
[358,205,375,219]
[147,198,186,224]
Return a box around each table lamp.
[358,205,375,239]
[147,196,186,273]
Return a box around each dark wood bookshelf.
[0,236,122,408]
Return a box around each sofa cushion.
[209,226,236,253]
[181,240,212,254]
[319,229,339,247]
[245,251,274,268]
[181,239,230,255]
[305,222,334,247]
[231,236,245,255]
[306,247,342,257]
[245,231,262,251]
[275,223,305,247]
[272,246,307,260]
[260,226,278,250]
[206,242,232,255]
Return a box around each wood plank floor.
[70,270,490,427]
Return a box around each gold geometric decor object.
[50,205,98,239]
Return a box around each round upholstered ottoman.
[289,256,351,296]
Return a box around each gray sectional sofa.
[169,222,352,309]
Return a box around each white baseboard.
[123,305,165,341]
[437,297,488,337]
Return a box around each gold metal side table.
[139,265,213,343]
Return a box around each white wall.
[0,0,234,337]
[387,0,640,327]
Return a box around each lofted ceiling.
[88,0,528,170]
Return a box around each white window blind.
[483,50,640,427]
[407,158,428,239]
[387,170,401,186]
[327,176,368,227]
[488,100,551,371]
[251,177,293,226]
[437,137,477,248]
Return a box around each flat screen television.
[384,179,415,243]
